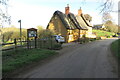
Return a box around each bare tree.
[102,12,113,23]
[99,0,114,13]
[0,0,11,28]
[82,0,115,13]
[0,0,11,43]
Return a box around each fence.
[2,37,61,51]
[2,40,27,51]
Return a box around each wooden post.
[18,20,22,46]
[39,40,42,48]
[78,29,80,42]
[35,37,37,48]
[27,38,29,49]
[51,36,52,49]
[2,34,4,43]
[29,39,31,49]
[14,38,17,51]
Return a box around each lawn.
[2,48,58,75]
[92,29,114,37]
[111,39,120,58]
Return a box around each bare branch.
[0,0,11,28]
[99,0,114,14]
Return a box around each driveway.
[12,38,118,78]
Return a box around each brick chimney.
[65,4,70,15]
[78,7,82,16]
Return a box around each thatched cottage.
[47,4,95,42]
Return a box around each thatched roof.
[68,13,81,29]
[47,10,91,30]
[81,14,92,27]
[76,15,88,30]
[53,11,77,29]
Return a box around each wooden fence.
[2,41,27,51]
[2,37,61,51]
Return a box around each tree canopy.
[104,20,119,33]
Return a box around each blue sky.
[8,0,118,29]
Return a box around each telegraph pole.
[18,20,22,46]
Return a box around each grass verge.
[111,39,120,77]
[111,39,120,59]
[2,48,58,75]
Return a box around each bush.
[52,43,62,50]
[85,38,90,43]
[79,38,84,44]
[79,38,90,44]
[96,37,101,40]
[89,38,96,41]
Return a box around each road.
[13,38,118,78]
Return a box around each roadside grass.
[2,48,58,74]
[92,29,114,37]
[111,39,120,59]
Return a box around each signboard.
[27,28,37,49]
[27,28,37,38]
[28,30,37,37]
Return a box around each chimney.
[65,4,70,15]
[78,7,82,16]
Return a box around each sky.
[5,0,119,29]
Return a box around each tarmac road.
[13,38,118,78]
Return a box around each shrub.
[85,38,90,43]
[79,37,90,44]
[89,38,96,41]
[96,37,101,40]
[52,43,62,50]
[79,38,84,44]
